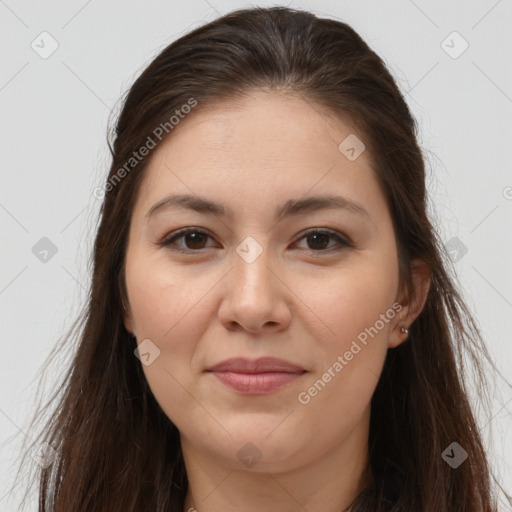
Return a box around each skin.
[122,91,430,512]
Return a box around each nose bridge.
[232,234,274,298]
[218,233,287,332]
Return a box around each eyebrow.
[146,193,371,222]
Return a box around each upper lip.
[207,357,306,374]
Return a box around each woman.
[16,6,507,511]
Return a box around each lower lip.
[209,371,305,394]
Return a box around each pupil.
[186,233,206,249]
[308,233,328,250]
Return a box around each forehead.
[132,91,385,223]
[153,91,367,165]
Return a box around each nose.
[217,243,291,333]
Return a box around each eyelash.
[157,227,352,255]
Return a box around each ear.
[119,274,136,337]
[122,296,135,336]
[388,258,431,349]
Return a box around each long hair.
[11,6,508,511]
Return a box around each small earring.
[400,326,409,338]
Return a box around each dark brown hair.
[11,6,509,511]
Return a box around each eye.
[157,227,352,254]
[158,227,215,253]
[294,228,352,253]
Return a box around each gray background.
[1,1,511,510]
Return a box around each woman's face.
[122,91,414,473]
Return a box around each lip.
[207,357,306,373]
[206,357,307,395]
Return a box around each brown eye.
[159,228,214,253]
[182,232,208,250]
[295,229,351,252]
[305,232,330,250]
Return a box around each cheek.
[126,256,218,429]
[126,250,212,339]
[129,267,209,370]
[293,276,393,453]
[296,259,396,405]
[301,259,397,350]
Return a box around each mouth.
[206,357,307,395]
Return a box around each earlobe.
[124,315,134,336]
[388,259,431,349]
[388,323,411,349]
